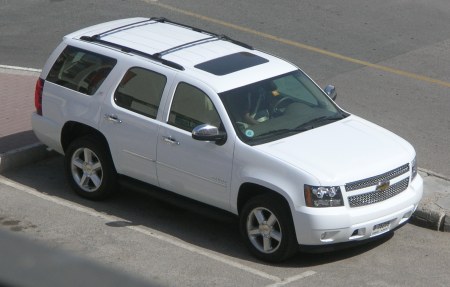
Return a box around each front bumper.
[293,174,423,246]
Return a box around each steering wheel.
[271,96,294,116]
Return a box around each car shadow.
[2,156,397,267]
[0,130,38,153]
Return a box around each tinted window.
[168,83,221,132]
[273,74,318,106]
[114,67,167,119]
[47,46,116,95]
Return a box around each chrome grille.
[348,177,409,208]
[345,164,409,192]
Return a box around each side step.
[118,175,237,224]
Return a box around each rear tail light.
[35,78,44,115]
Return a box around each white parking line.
[265,271,317,287]
[0,176,316,284]
[0,64,41,73]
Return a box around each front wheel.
[64,136,117,200]
[240,194,298,262]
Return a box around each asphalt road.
[1,0,450,177]
[1,156,450,287]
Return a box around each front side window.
[168,83,222,132]
[114,67,167,119]
[47,46,116,95]
[219,70,348,144]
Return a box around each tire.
[64,136,117,200]
[240,194,298,262]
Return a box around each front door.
[157,80,234,210]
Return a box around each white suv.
[32,17,423,262]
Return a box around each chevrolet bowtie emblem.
[376,180,390,192]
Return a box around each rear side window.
[47,46,117,95]
[114,67,167,119]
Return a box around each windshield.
[219,70,348,144]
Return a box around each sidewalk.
[0,66,53,173]
[0,67,39,152]
[0,65,449,232]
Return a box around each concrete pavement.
[0,65,449,232]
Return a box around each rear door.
[100,63,174,186]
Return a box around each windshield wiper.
[256,129,292,138]
[254,115,346,139]
[295,114,345,130]
[256,126,313,138]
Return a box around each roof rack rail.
[154,36,218,58]
[80,36,185,71]
[150,17,254,50]
[79,17,254,71]
[93,18,156,38]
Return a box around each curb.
[0,143,449,233]
[411,207,449,232]
[411,170,450,232]
[0,143,57,174]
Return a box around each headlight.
[304,185,344,207]
[411,157,418,180]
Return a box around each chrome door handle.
[104,114,122,123]
[162,136,180,145]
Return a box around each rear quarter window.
[46,46,117,95]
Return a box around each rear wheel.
[240,194,298,262]
[64,136,116,200]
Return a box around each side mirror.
[192,124,227,145]
[324,85,337,101]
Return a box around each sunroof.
[195,52,269,76]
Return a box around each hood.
[254,115,415,185]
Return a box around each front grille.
[345,164,410,192]
[348,177,409,208]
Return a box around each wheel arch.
[63,125,118,200]
[61,121,110,154]
[237,183,293,216]
[237,183,299,262]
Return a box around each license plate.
[372,221,391,236]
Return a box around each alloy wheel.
[71,147,103,192]
[246,207,282,254]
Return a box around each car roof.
[65,17,297,93]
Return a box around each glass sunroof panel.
[194,52,269,76]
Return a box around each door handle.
[162,136,180,145]
[104,114,122,123]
